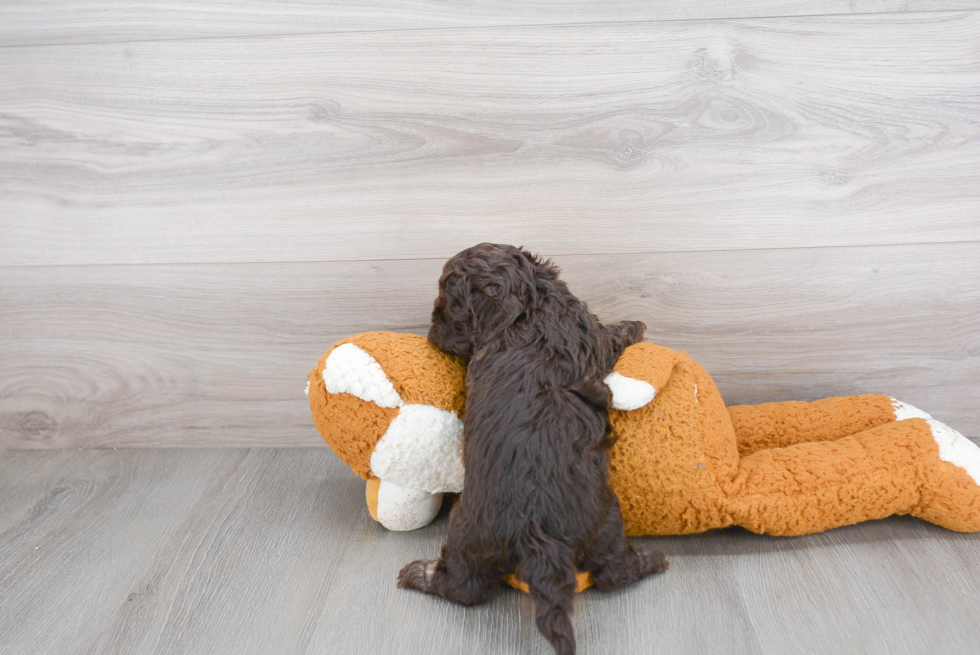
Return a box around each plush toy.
[308,331,980,543]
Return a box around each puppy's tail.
[518,536,578,655]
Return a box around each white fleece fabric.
[604,372,657,411]
[375,481,443,531]
[322,343,403,408]
[371,404,465,494]
[892,398,980,486]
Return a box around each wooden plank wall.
[2,3,978,447]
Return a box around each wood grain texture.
[2,11,979,266]
[0,449,234,654]
[1,1,979,47]
[0,449,91,535]
[0,447,978,654]
[85,449,363,654]
[1,241,977,449]
[726,522,980,653]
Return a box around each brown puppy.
[397,243,667,655]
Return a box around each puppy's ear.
[429,270,479,358]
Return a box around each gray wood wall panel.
[2,1,979,47]
[2,242,977,449]
[3,11,979,266]
[1,448,978,654]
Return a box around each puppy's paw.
[636,546,668,576]
[397,559,439,591]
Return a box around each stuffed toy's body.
[308,332,980,539]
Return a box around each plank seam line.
[0,7,976,50]
[1,238,979,271]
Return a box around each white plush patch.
[375,481,443,531]
[304,380,310,397]
[927,418,980,486]
[892,398,980,486]
[604,372,656,411]
[892,398,932,421]
[370,404,465,493]
[322,343,403,408]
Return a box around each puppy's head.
[428,243,556,357]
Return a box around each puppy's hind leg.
[583,494,667,592]
[397,546,497,607]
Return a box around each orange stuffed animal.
[308,332,980,543]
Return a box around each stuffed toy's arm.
[604,343,680,410]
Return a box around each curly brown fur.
[397,243,667,655]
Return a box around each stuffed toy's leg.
[727,394,900,456]
[723,410,980,535]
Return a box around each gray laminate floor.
[1,447,978,655]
